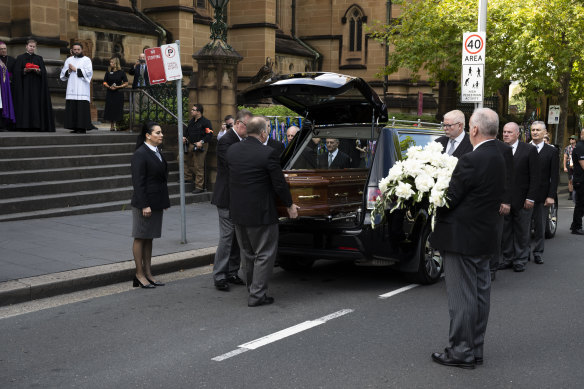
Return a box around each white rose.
[434,175,450,191]
[387,161,404,182]
[402,158,424,177]
[414,173,435,193]
[429,187,447,207]
[395,181,414,200]
[379,176,390,193]
[426,141,444,154]
[406,145,423,159]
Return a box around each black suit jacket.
[267,138,285,155]
[129,63,149,88]
[430,140,505,256]
[435,132,473,158]
[131,144,170,211]
[211,129,241,208]
[494,140,514,206]
[510,142,540,210]
[318,150,351,169]
[227,137,293,226]
[533,143,559,202]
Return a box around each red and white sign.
[462,32,486,65]
[161,43,183,81]
[145,47,167,85]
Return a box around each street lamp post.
[207,0,231,49]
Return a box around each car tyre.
[545,202,558,239]
[277,255,315,272]
[414,223,442,284]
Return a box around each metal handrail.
[128,88,188,131]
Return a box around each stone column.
[191,43,243,190]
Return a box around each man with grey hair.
[227,116,299,306]
[430,108,505,369]
[529,121,558,264]
[286,125,300,143]
[435,109,473,157]
[210,109,252,291]
[571,128,584,234]
[499,122,539,273]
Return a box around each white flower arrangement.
[371,141,458,229]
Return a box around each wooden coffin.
[277,169,368,217]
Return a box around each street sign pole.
[175,40,187,244]
[476,0,487,109]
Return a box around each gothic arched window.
[349,8,363,52]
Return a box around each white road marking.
[212,308,354,361]
[378,284,419,299]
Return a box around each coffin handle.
[298,194,321,199]
[334,192,349,197]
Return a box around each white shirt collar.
[329,149,339,159]
[472,138,494,151]
[144,142,158,153]
[232,127,243,141]
[453,130,466,144]
[531,140,544,152]
[511,140,519,150]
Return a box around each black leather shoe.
[498,262,512,270]
[475,357,483,365]
[215,279,230,291]
[431,352,475,369]
[146,277,165,286]
[534,257,544,264]
[227,275,245,285]
[490,271,496,281]
[248,295,275,307]
[571,229,584,235]
[133,277,155,289]
[513,264,525,272]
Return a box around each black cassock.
[13,52,55,132]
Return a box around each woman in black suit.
[131,121,170,288]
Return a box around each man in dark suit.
[529,121,559,264]
[490,140,513,280]
[430,108,505,369]
[570,129,584,235]
[500,122,540,272]
[319,138,351,169]
[260,117,286,155]
[435,109,473,157]
[129,53,149,89]
[227,117,299,307]
[210,109,252,291]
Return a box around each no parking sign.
[144,43,183,85]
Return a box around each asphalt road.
[1,206,583,388]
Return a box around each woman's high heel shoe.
[133,276,156,288]
[146,277,165,286]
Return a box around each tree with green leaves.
[370,0,584,147]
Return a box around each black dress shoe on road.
[431,352,475,369]
[490,271,496,281]
[248,295,275,307]
[227,275,245,285]
[215,279,230,291]
[571,229,584,235]
[133,277,156,289]
[475,357,483,365]
[534,257,544,264]
[513,264,525,272]
[147,277,165,286]
[498,262,512,270]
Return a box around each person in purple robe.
[0,42,15,131]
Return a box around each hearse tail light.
[366,186,381,209]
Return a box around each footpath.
[0,202,219,306]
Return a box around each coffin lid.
[241,72,388,125]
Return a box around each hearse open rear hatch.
[240,72,388,220]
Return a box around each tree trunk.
[557,68,572,149]
[436,80,458,121]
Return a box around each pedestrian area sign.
[461,32,485,103]
[144,43,183,85]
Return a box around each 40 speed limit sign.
[461,32,486,103]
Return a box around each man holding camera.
[182,104,213,193]
[129,53,149,89]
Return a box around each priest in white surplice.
[60,43,93,133]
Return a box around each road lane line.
[378,284,418,299]
[212,309,354,362]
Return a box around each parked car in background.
[242,72,444,283]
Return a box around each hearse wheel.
[415,224,442,284]
[277,255,315,272]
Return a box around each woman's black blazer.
[131,144,171,211]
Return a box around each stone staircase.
[0,129,210,222]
